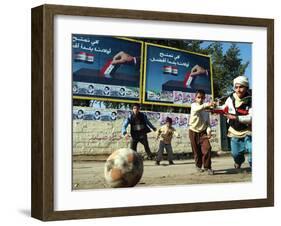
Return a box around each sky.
[200,41,252,88]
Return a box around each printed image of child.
[188,89,215,175]
[155,117,180,165]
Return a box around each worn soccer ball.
[104,148,143,188]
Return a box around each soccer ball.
[104,148,144,188]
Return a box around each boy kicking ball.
[189,89,215,175]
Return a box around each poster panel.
[143,43,213,107]
[72,35,143,103]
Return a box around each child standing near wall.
[155,117,179,165]
[189,89,214,175]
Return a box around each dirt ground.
[73,155,251,190]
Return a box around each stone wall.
[73,107,222,158]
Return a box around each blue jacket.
[121,112,156,137]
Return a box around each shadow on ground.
[214,167,252,175]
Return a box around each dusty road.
[73,155,251,190]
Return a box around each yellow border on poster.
[142,42,214,108]
[73,36,144,104]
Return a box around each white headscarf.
[233,76,249,88]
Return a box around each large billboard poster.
[72,35,143,103]
[143,43,213,107]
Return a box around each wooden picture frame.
[31,4,274,221]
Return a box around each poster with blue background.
[144,43,213,107]
[72,34,143,103]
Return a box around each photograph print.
[72,35,252,190]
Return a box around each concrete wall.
[73,107,222,157]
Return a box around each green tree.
[182,40,208,55]
[222,44,249,94]
[206,42,226,97]
[206,43,249,98]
